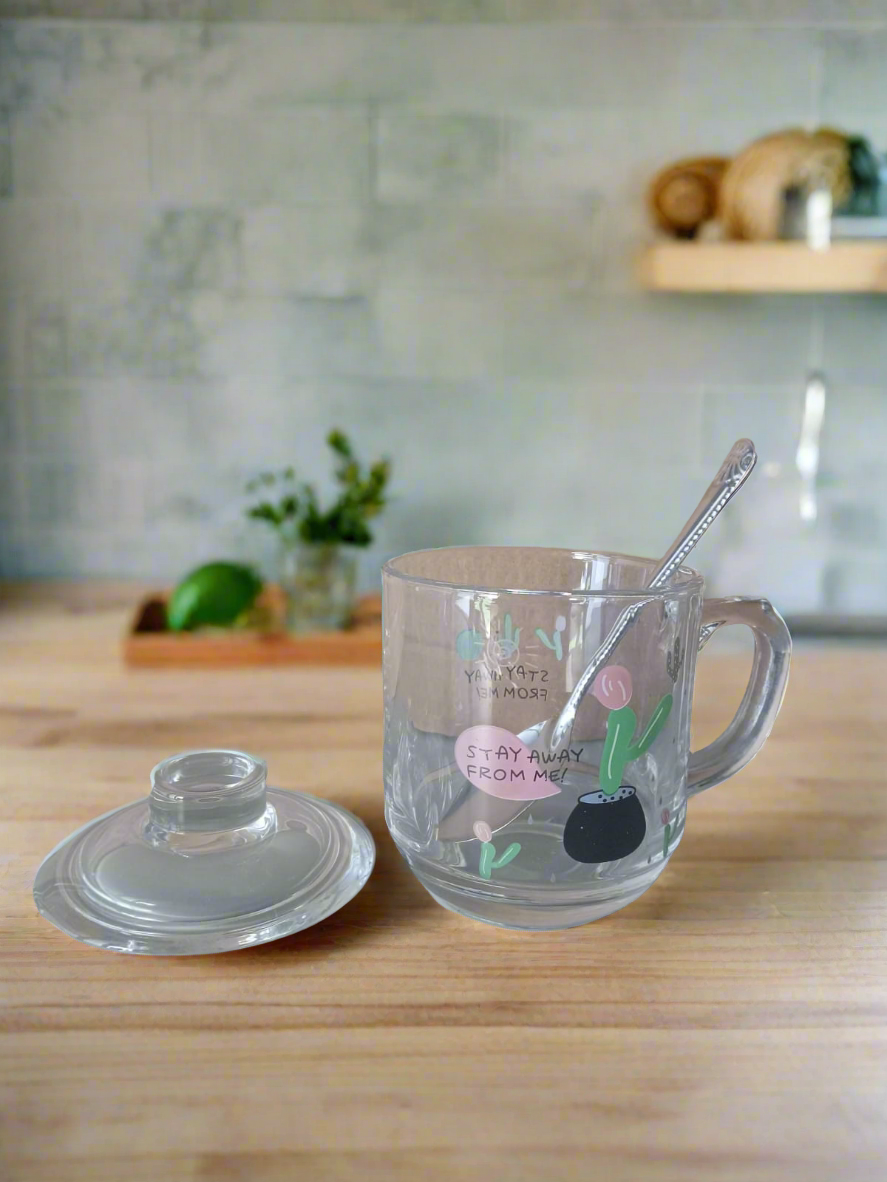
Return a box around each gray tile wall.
[0,5,885,616]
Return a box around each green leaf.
[247,503,282,525]
[244,439,390,545]
[327,429,353,458]
[627,694,673,760]
[491,842,521,870]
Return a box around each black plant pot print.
[563,786,647,863]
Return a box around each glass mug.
[382,547,791,930]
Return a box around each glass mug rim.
[382,545,705,600]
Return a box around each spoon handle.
[649,437,757,589]
[549,439,757,751]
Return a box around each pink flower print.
[592,665,633,710]
[473,821,493,843]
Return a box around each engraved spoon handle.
[549,438,757,751]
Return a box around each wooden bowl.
[648,156,731,238]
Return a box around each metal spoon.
[547,436,756,751]
[437,438,757,841]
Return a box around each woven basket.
[719,128,851,241]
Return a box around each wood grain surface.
[2,585,886,1182]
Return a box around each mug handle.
[687,597,791,797]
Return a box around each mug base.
[409,858,671,931]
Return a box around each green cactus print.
[455,628,485,660]
[457,613,522,662]
[599,693,673,796]
[535,614,566,661]
[666,635,684,684]
[663,822,672,858]
[478,841,521,879]
[504,613,520,646]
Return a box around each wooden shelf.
[639,241,887,293]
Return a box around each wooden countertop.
[2,585,886,1182]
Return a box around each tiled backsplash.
[0,4,885,616]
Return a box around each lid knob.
[148,749,268,834]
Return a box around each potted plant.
[245,431,390,632]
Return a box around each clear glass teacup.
[383,546,791,930]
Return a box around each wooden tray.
[123,590,382,668]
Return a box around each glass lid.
[33,749,375,955]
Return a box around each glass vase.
[279,542,358,632]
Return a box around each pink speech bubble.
[455,725,562,801]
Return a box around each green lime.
[167,562,263,632]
